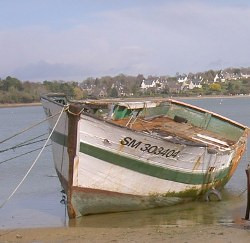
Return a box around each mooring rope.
[0,106,66,209]
[12,132,48,148]
[66,106,85,116]
[0,111,62,145]
[0,144,51,165]
[0,138,47,154]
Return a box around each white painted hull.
[74,115,232,195]
[41,95,248,217]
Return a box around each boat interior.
[79,99,246,151]
[112,115,233,150]
[44,94,247,151]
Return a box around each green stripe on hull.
[51,130,231,185]
[51,130,68,147]
[79,142,230,185]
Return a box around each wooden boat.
[41,93,248,218]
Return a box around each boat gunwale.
[72,95,247,130]
[168,99,247,130]
[43,94,247,129]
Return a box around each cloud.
[12,61,86,81]
[1,1,250,80]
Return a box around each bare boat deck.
[111,116,234,149]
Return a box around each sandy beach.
[0,222,249,243]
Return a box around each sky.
[1,0,250,81]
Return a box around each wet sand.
[0,222,249,243]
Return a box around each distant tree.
[209,83,221,92]
[42,81,74,96]
[94,78,100,86]
[136,74,145,82]
[116,73,126,85]
[1,76,23,91]
[110,87,118,97]
[206,70,216,81]
[242,79,249,84]
[73,87,85,100]
[233,68,241,75]
[162,86,169,94]
[226,82,234,93]
[85,77,95,85]
[168,77,177,82]
[234,83,240,92]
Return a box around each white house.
[241,73,250,79]
[187,77,203,90]
[214,71,225,82]
[140,79,157,89]
[177,75,188,83]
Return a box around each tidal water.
[0,97,249,229]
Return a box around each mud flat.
[0,222,249,243]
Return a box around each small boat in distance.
[41,93,248,218]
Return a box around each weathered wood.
[245,165,250,220]
[67,104,82,219]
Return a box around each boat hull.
[71,187,188,216]
[41,95,248,217]
[51,113,246,216]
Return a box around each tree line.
[0,76,85,104]
[1,72,250,104]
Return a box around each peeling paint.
[193,156,202,171]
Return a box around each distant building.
[214,71,225,82]
[140,79,157,89]
[141,77,168,90]
[91,88,107,98]
[241,73,250,79]
[180,76,202,90]
[222,71,241,81]
[177,75,188,83]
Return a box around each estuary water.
[0,97,250,229]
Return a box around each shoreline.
[0,94,249,108]
[177,94,250,100]
[0,102,41,108]
[0,222,249,242]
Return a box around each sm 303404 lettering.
[120,136,180,159]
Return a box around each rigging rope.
[0,138,47,154]
[0,111,62,145]
[12,132,48,148]
[0,144,51,165]
[0,106,66,209]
